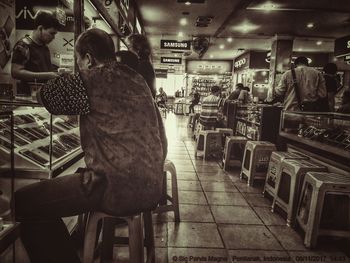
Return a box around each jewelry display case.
[279,111,350,172]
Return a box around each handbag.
[291,66,329,112]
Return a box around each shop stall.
[177,60,232,115]
[233,51,270,102]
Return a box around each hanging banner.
[160,40,191,50]
[161,57,182,64]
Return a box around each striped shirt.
[199,94,222,127]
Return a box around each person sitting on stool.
[15,28,167,263]
[156,87,167,108]
[199,85,224,129]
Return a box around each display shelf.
[279,111,350,172]
[227,103,282,143]
[280,132,350,159]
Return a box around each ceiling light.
[307,23,314,28]
[174,54,178,57]
[232,22,259,33]
[262,2,277,11]
[227,37,233,43]
[219,44,225,49]
[210,54,214,58]
[178,31,184,37]
[316,40,322,45]
[180,18,188,26]
[298,48,303,51]
[185,1,191,5]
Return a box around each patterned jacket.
[39,61,167,216]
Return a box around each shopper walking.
[274,56,328,111]
[11,11,61,95]
[127,33,156,98]
[15,28,167,263]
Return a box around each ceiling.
[135,0,350,71]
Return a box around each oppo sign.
[234,58,247,69]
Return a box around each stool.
[216,128,234,148]
[187,113,195,128]
[223,136,247,171]
[195,130,222,160]
[83,211,155,263]
[272,159,327,227]
[296,172,350,248]
[263,151,308,198]
[240,141,276,186]
[154,159,180,222]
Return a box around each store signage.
[155,68,168,78]
[160,40,191,50]
[234,58,247,69]
[161,57,182,64]
[334,35,350,57]
[186,60,232,74]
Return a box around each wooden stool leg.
[100,217,115,261]
[128,215,144,263]
[144,211,155,263]
[84,213,103,263]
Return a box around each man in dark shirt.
[11,11,60,95]
[189,88,200,113]
[15,28,167,263]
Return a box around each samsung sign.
[161,57,182,64]
[160,40,191,50]
[334,35,350,57]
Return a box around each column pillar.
[267,35,294,99]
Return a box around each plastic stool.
[223,136,247,171]
[195,130,222,160]
[154,159,180,222]
[216,128,234,148]
[296,172,350,248]
[240,141,276,186]
[83,211,155,263]
[272,159,326,227]
[263,151,308,198]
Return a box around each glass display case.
[279,111,350,170]
[0,99,84,180]
[0,110,19,260]
[228,103,282,143]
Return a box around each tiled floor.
[111,114,350,263]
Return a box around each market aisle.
[110,113,349,263]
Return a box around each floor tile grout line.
[183,140,239,263]
[227,174,295,261]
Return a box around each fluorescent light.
[219,44,225,49]
[178,31,184,37]
[210,54,214,58]
[316,40,322,45]
[180,18,188,26]
[227,37,233,43]
[185,1,191,5]
[307,23,314,28]
[232,21,259,33]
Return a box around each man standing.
[274,56,327,111]
[199,85,224,128]
[11,11,60,95]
